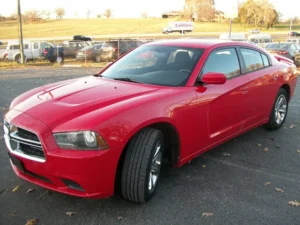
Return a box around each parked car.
[3,40,297,203]
[0,41,3,45]
[247,34,273,48]
[248,29,260,34]
[76,44,104,62]
[6,41,53,63]
[73,35,92,41]
[265,42,300,61]
[99,39,143,61]
[219,33,247,41]
[45,41,92,63]
[289,32,300,37]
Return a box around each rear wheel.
[56,54,64,63]
[15,54,27,64]
[121,128,164,203]
[264,88,288,130]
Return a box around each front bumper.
[4,110,119,198]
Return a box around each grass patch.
[1,18,299,40]
[0,59,106,69]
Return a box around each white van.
[162,22,194,34]
[247,34,272,48]
[286,39,300,45]
[219,33,247,41]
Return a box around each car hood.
[12,76,160,129]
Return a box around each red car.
[3,40,298,203]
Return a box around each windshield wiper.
[113,77,143,84]
[93,73,103,77]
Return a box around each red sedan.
[3,40,298,203]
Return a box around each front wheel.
[264,88,288,130]
[121,128,164,203]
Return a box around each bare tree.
[25,10,41,23]
[184,0,215,22]
[86,9,91,19]
[141,11,147,18]
[55,8,65,20]
[238,0,279,29]
[41,9,52,20]
[103,9,112,18]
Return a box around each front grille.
[18,128,39,142]
[5,124,46,161]
[19,143,45,158]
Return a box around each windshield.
[101,45,204,86]
[81,46,93,51]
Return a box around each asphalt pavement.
[0,68,299,225]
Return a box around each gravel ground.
[0,68,299,225]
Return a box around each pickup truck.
[44,40,91,63]
[6,41,53,63]
[0,46,8,61]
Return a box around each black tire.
[264,88,289,130]
[15,54,26,64]
[121,128,164,203]
[56,54,64,63]
[15,54,21,64]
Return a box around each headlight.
[53,131,108,150]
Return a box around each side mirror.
[201,72,226,85]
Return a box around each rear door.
[238,47,281,125]
[32,42,39,59]
[196,47,251,145]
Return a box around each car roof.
[144,39,258,49]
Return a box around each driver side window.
[202,48,241,79]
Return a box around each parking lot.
[0,68,300,225]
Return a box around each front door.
[196,47,250,146]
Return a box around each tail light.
[112,48,117,52]
[43,49,48,55]
[4,53,8,58]
[279,51,288,54]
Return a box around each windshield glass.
[81,46,93,51]
[101,45,204,86]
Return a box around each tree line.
[183,0,280,29]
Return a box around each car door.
[239,48,281,126]
[32,42,39,59]
[196,47,251,146]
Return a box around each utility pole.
[17,0,25,64]
[289,17,293,39]
[229,19,232,40]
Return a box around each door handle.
[240,87,248,94]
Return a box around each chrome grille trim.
[3,120,46,163]
[10,132,42,146]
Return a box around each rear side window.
[202,48,241,78]
[240,48,264,72]
[261,53,270,67]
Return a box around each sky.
[0,0,298,19]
